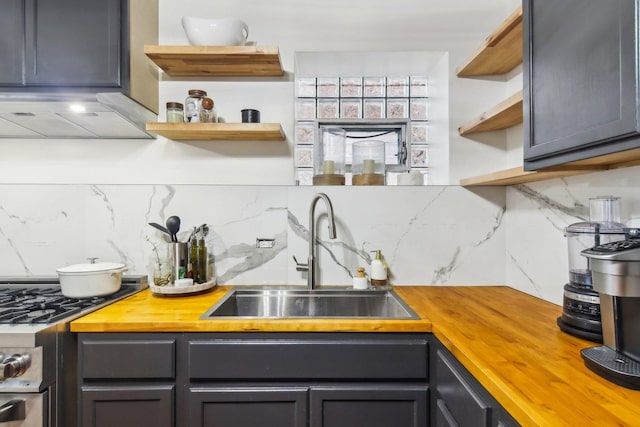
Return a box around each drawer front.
[81,335,176,380]
[188,337,428,380]
[435,349,490,427]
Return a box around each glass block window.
[294,75,429,185]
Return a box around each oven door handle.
[0,399,25,423]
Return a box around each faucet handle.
[292,256,308,272]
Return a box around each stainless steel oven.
[0,276,147,427]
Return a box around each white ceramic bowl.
[57,261,127,298]
[182,16,249,46]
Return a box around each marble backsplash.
[505,165,640,305]
[0,185,505,288]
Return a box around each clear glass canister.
[565,196,626,287]
[199,97,218,123]
[352,140,385,185]
[313,127,346,185]
[184,89,207,123]
[166,102,184,123]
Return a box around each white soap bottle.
[352,267,369,290]
[370,250,389,290]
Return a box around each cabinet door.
[81,385,174,427]
[0,0,25,85]
[523,0,640,169]
[309,386,429,427]
[434,349,490,427]
[23,0,122,87]
[186,387,308,427]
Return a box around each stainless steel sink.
[201,288,419,319]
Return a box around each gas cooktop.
[0,286,135,324]
[0,276,147,327]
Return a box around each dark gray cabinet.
[80,385,174,427]
[310,386,428,427]
[79,332,519,427]
[523,0,640,170]
[184,333,429,427]
[79,333,178,427]
[0,0,124,89]
[187,387,308,427]
[430,339,519,427]
[79,332,429,427]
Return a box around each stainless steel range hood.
[0,92,157,139]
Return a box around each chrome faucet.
[293,193,337,289]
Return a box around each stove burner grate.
[0,286,135,324]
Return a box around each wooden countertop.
[71,285,640,426]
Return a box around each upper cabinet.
[523,0,640,170]
[0,0,159,113]
[0,0,121,87]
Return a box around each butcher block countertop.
[71,285,640,426]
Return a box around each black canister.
[241,109,260,123]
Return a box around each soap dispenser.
[353,267,369,290]
[370,250,389,290]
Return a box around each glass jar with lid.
[166,102,184,123]
[184,89,207,123]
[199,97,218,123]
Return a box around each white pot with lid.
[57,259,128,298]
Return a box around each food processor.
[557,196,628,342]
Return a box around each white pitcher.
[182,16,249,46]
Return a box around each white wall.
[0,0,518,185]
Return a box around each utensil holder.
[170,242,188,283]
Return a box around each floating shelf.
[146,122,286,141]
[144,45,284,77]
[460,166,600,186]
[459,91,523,135]
[457,6,523,77]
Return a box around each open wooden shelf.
[460,166,601,186]
[146,122,286,141]
[459,90,523,135]
[144,45,284,77]
[460,146,640,186]
[457,6,523,77]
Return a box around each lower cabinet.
[309,386,428,427]
[79,332,429,427]
[430,339,519,427]
[186,385,428,427]
[81,385,174,427]
[186,387,308,427]
[78,332,517,427]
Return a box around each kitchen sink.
[201,288,419,319]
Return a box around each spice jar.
[184,89,207,123]
[166,102,184,123]
[199,97,218,123]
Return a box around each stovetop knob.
[0,354,31,381]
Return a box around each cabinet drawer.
[81,334,176,380]
[435,349,490,427]
[187,335,428,380]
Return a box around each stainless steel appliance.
[0,276,147,426]
[557,196,628,342]
[581,240,640,390]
